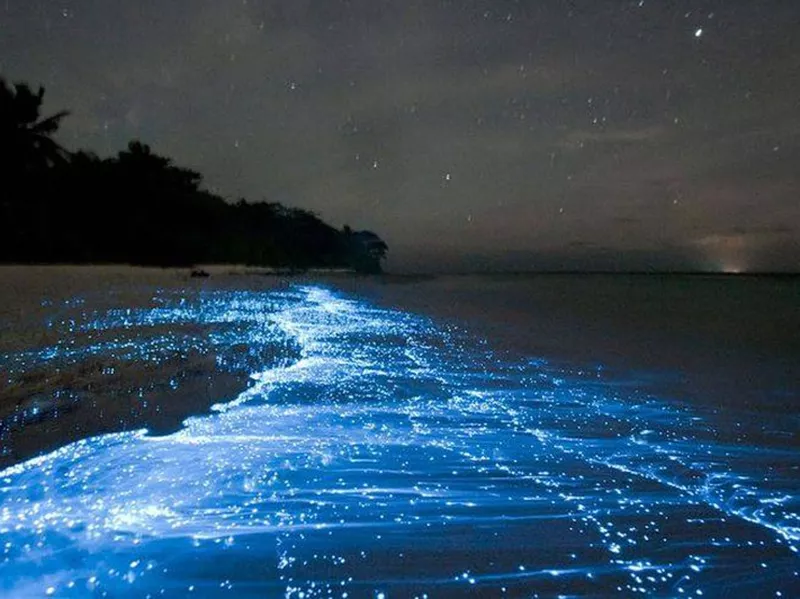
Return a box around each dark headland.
[1,78,387,273]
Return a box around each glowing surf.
[1,285,797,597]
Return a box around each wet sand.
[0,266,294,466]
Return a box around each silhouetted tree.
[0,78,70,179]
[0,77,387,272]
[0,79,72,260]
[344,228,388,273]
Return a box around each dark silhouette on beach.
[342,227,389,274]
[0,78,387,273]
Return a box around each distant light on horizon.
[694,233,753,274]
[718,260,747,274]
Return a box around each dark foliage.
[0,78,387,273]
[342,228,389,274]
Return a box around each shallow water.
[0,283,798,597]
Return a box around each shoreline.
[0,266,295,468]
[2,265,798,468]
[322,271,800,414]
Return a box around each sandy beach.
[1,266,291,466]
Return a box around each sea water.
[0,282,798,597]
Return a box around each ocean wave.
[1,285,797,597]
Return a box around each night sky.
[3,1,799,272]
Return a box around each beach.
[0,266,291,466]
[0,266,798,597]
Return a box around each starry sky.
[3,1,799,272]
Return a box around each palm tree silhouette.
[0,78,70,175]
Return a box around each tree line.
[0,78,388,272]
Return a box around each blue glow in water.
[1,285,798,597]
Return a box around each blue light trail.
[1,285,798,597]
